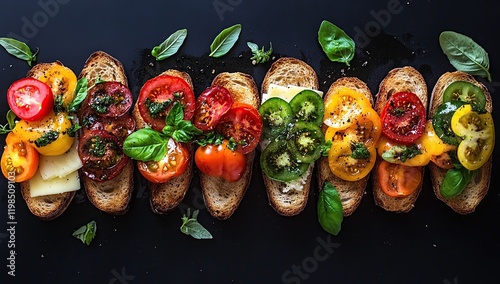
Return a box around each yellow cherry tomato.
[13,111,75,156]
[37,64,77,109]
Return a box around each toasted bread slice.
[199,72,260,220]
[78,51,134,215]
[372,66,428,213]
[317,77,373,216]
[132,69,194,214]
[429,71,492,214]
[20,61,76,220]
[261,57,319,216]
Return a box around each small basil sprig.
[72,220,97,246]
[440,155,475,198]
[439,31,492,82]
[0,110,16,135]
[123,102,201,161]
[151,29,188,61]
[317,182,343,236]
[247,42,272,65]
[318,20,355,66]
[0,37,38,66]
[66,77,89,113]
[209,23,242,58]
[180,208,213,239]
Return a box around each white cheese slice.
[29,169,80,197]
[39,140,83,180]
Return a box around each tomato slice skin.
[194,140,247,182]
[216,103,263,155]
[138,75,195,131]
[7,78,54,121]
[380,91,426,144]
[1,132,39,182]
[378,160,422,198]
[193,86,233,131]
[138,138,189,183]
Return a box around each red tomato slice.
[216,103,263,155]
[378,160,422,198]
[86,81,133,117]
[193,86,233,131]
[380,91,426,144]
[137,75,195,131]
[7,78,54,121]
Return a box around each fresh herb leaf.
[209,24,242,58]
[123,128,170,161]
[440,167,474,198]
[152,29,188,61]
[350,142,370,160]
[66,123,81,137]
[145,98,172,118]
[439,31,492,82]
[318,20,355,66]
[54,94,65,113]
[163,102,202,143]
[382,145,421,163]
[0,110,16,135]
[0,37,38,66]
[317,182,343,236]
[35,130,59,147]
[66,77,88,113]
[320,140,332,157]
[196,131,225,147]
[247,42,272,64]
[180,208,213,239]
[72,220,97,245]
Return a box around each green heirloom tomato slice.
[289,90,324,125]
[443,81,486,112]
[260,139,310,182]
[259,97,293,138]
[287,121,324,163]
[432,101,466,146]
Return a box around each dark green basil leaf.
[67,77,89,113]
[0,37,38,66]
[317,182,343,236]
[72,220,97,246]
[122,128,169,161]
[151,29,188,61]
[180,209,213,239]
[318,20,355,66]
[439,31,492,82]
[440,167,474,198]
[209,24,242,58]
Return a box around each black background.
[1,0,499,283]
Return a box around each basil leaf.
[440,167,474,198]
[166,102,184,127]
[0,110,16,135]
[72,220,97,246]
[151,29,188,61]
[209,24,242,58]
[180,209,213,239]
[67,77,89,113]
[0,37,38,66]
[247,41,273,64]
[317,182,343,236]
[122,128,169,161]
[318,20,355,66]
[439,31,492,82]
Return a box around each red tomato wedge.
[193,86,233,131]
[216,103,263,155]
[7,78,54,121]
[380,91,426,144]
[137,75,195,131]
[378,160,422,198]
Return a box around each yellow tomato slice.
[328,140,376,181]
[323,87,372,130]
[37,64,77,108]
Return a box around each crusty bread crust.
[317,77,373,216]
[132,69,194,214]
[372,66,428,213]
[429,71,492,214]
[200,72,259,220]
[78,51,134,215]
[261,57,319,216]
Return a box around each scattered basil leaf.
[152,28,188,61]
[209,24,242,58]
[318,20,355,66]
[0,110,16,135]
[439,31,492,82]
[440,167,474,198]
[180,208,213,239]
[72,220,97,246]
[247,41,272,64]
[66,77,88,113]
[317,182,343,236]
[0,37,38,66]
[122,128,170,162]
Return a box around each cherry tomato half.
[380,91,426,144]
[138,138,189,183]
[195,139,247,182]
[7,78,54,121]
[377,160,422,198]
[193,85,233,131]
[1,132,39,182]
